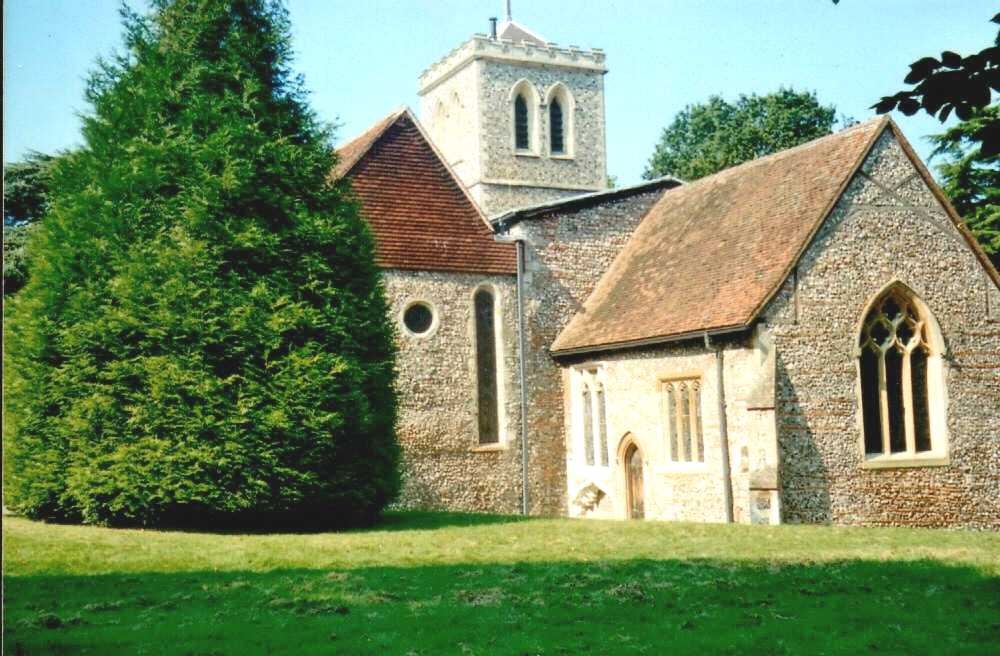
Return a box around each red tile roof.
[334,109,516,275]
[552,117,1000,355]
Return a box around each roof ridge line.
[666,116,890,197]
[492,176,682,225]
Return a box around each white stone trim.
[544,82,575,158]
[419,35,607,95]
[399,299,440,339]
[471,283,508,446]
[508,78,541,156]
[853,280,951,467]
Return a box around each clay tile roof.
[498,20,546,46]
[333,109,516,275]
[552,117,892,355]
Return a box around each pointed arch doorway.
[624,442,644,519]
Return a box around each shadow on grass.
[5,558,998,655]
[372,510,531,532]
[84,510,533,537]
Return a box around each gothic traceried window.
[858,287,943,459]
[662,378,703,463]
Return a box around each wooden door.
[626,444,644,519]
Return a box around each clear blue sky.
[4,1,997,185]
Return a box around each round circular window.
[403,302,435,335]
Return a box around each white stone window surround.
[470,283,509,451]
[544,82,575,159]
[509,78,541,157]
[399,298,440,339]
[853,281,950,469]
[659,374,708,472]
[571,365,610,468]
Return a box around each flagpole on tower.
[505,0,512,22]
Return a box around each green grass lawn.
[4,512,999,655]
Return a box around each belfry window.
[858,287,946,461]
[514,95,530,151]
[662,379,703,463]
[549,99,564,154]
[475,288,501,444]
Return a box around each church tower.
[418,10,608,217]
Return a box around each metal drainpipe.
[707,332,735,523]
[516,240,530,515]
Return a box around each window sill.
[470,443,506,453]
[549,153,574,160]
[861,455,950,470]
[515,150,540,158]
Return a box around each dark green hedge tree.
[3,0,399,528]
[644,89,840,181]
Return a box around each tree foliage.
[4,152,56,226]
[874,13,999,157]
[4,152,56,294]
[643,89,839,181]
[3,223,36,295]
[3,0,400,528]
[929,106,1000,265]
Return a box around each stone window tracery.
[858,287,945,461]
[662,379,703,462]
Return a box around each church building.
[333,16,1000,529]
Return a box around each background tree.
[3,0,399,528]
[929,106,999,266]
[873,13,999,157]
[3,152,56,294]
[872,12,998,266]
[643,89,840,181]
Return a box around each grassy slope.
[4,512,999,655]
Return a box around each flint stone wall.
[384,269,523,513]
[507,189,667,515]
[760,131,1000,528]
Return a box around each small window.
[596,383,609,466]
[582,385,594,465]
[576,368,609,467]
[662,379,703,462]
[403,302,434,335]
[549,99,564,154]
[475,289,500,444]
[514,95,530,151]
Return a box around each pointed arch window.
[475,288,501,444]
[549,99,564,154]
[662,378,703,463]
[857,286,948,465]
[576,367,609,467]
[514,95,530,151]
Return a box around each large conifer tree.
[3,0,399,527]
